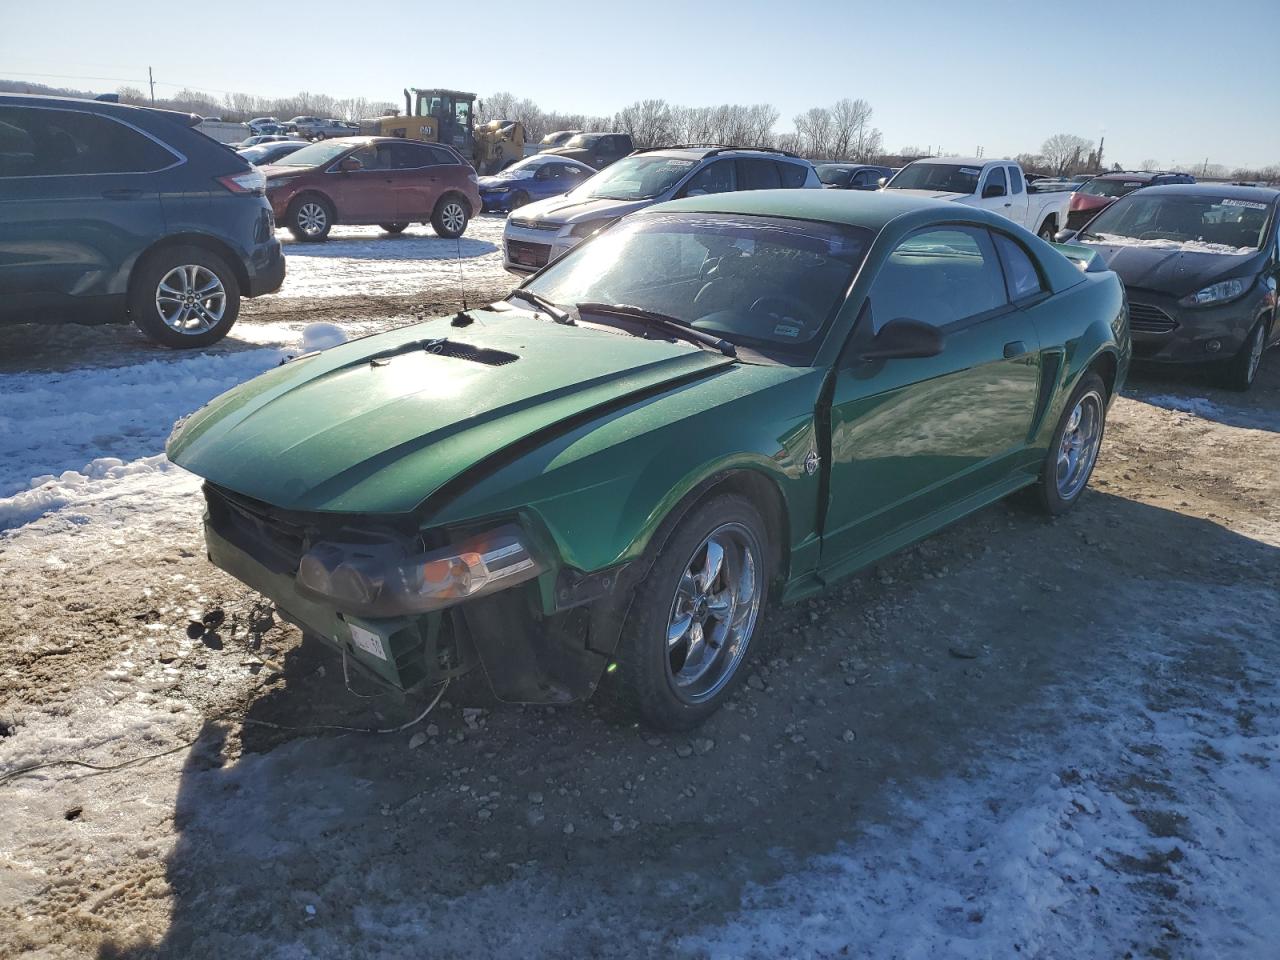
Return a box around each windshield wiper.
[576,302,737,358]
[508,289,575,325]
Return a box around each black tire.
[286,194,333,242]
[1222,319,1267,392]
[1029,372,1107,515]
[509,190,530,210]
[379,222,409,234]
[1038,219,1057,242]
[431,194,470,239]
[609,492,772,730]
[128,244,241,348]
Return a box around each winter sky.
[3,0,1278,169]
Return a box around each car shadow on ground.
[277,230,499,263]
[96,491,1280,958]
[0,320,286,375]
[1125,351,1279,433]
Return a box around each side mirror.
[877,177,889,188]
[1054,229,1078,243]
[982,182,1007,198]
[339,156,363,172]
[860,318,944,361]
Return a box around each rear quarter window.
[778,161,809,188]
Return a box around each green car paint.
[168,190,1130,700]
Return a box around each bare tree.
[1138,158,1159,171]
[794,107,834,159]
[1041,133,1094,176]
[614,99,674,148]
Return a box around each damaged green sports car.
[167,190,1131,730]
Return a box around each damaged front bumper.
[202,483,630,703]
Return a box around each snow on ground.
[684,585,1280,959]
[276,218,509,299]
[0,334,290,531]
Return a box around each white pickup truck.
[883,157,1070,241]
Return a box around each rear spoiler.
[1053,241,1109,274]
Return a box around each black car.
[543,132,634,169]
[814,163,894,190]
[0,94,285,347]
[1068,184,1279,390]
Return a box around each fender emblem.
[804,449,821,476]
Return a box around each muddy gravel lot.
[1,220,1277,958]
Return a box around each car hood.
[883,188,967,201]
[258,162,312,178]
[513,193,649,225]
[1079,241,1263,298]
[167,311,735,515]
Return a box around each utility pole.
[1096,135,1104,171]
[148,67,155,103]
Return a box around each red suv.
[260,137,482,242]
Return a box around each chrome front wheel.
[665,522,763,705]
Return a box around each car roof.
[652,188,965,231]
[816,162,886,169]
[1133,183,1280,202]
[642,146,810,163]
[0,92,197,126]
[920,156,989,166]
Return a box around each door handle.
[101,188,143,199]
[1003,340,1029,359]
[1003,202,1012,207]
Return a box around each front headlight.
[1179,277,1249,307]
[569,217,618,239]
[296,525,544,617]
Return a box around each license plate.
[348,624,387,661]
[516,250,536,265]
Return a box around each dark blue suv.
[0,95,284,347]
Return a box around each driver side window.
[869,227,1008,332]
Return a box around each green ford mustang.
[167,190,1131,730]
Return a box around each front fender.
[425,363,826,578]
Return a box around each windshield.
[816,165,855,187]
[271,140,353,167]
[564,134,599,149]
[885,162,982,194]
[574,155,698,201]
[499,154,558,175]
[1082,194,1273,254]
[521,213,872,363]
[1078,178,1145,199]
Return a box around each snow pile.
[1142,394,1225,418]
[0,345,289,531]
[300,322,348,352]
[1088,233,1257,256]
[684,587,1280,959]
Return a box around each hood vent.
[423,339,519,366]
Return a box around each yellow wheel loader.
[359,89,525,174]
